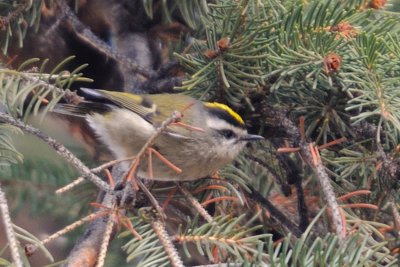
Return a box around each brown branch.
[63,170,121,267]
[390,200,400,231]
[131,111,183,171]
[63,216,114,267]
[243,184,303,237]
[299,142,344,238]
[267,109,344,238]
[273,148,309,231]
[376,144,399,179]
[351,121,400,180]
[56,0,155,79]
[43,211,108,245]
[178,184,215,225]
[95,213,115,267]
[136,179,166,220]
[0,183,23,267]
[56,177,85,194]
[56,156,136,194]
[250,141,310,231]
[148,212,184,267]
[25,211,109,256]
[119,110,183,196]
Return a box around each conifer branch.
[95,213,115,267]
[1,0,399,265]
[0,68,81,96]
[175,214,270,261]
[267,109,344,237]
[0,184,23,267]
[0,0,30,30]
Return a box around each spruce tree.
[0,0,399,266]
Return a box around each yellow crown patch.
[204,102,244,125]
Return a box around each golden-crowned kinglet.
[55,88,263,181]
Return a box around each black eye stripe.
[218,129,236,139]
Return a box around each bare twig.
[63,195,117,266]
[149,214,184,267]
[299,142,344,238]
[45,211,108,245]
[376,144,399,179]
[0,184,23,267]
[25,210,109,256]
[136,179,166,220]
[121,110,183,192]
[56,177,85,194]
[56,156,136,194]
[178,184,215,225]
[267,109,344,238]
[130,110,183,169]
[0,112,111,193]
[95,213,115,267]
[390,200,400,231]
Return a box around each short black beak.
[240,134,264,142]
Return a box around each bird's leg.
[124,159,140,191]
[147,147,182,174]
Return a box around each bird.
[53,88,264,181]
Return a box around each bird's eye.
[219,129,236,139]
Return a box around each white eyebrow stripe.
[206,117,247,136]
[206,117,233,130]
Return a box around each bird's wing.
[80,88,158,122]
[52,102,112,117]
